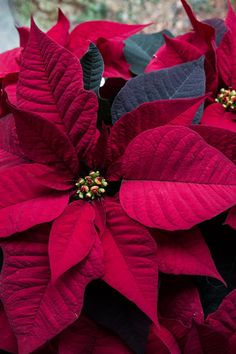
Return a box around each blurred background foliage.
[9,0,229,34]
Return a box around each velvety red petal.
[120,126,236,230]
[69,21,149,58]
[47,9,70,47]
[201,103,236,132]
[146,324,181,354]
[217,1,236,87]
[207,289,236,338]
[12,107,79,175]
[0,224,104,354]
[108,96,205,164]
[98,38,131,79]
[0,163,70,237]
[17,19,98,159]
[17,9,70,49]
[152,228,223,282]
[0,302,18,354]
[192,125,236,164]
[102,196,158,324]
[0,48,21,79]
[49,200,98,282]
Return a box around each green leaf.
[81,43,104,92]
[124,30,174,75]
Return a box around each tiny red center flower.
[215,88,236,112]
[75,171,108,200]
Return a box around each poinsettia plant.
[0,0,236,353]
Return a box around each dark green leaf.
[111,56,206,123]
[81,43,104,92]
[124,30,174,75]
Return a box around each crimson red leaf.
[69,21,149,79]
[102,197,158,324]
[146,35,202,73]
[97,38,131,79]
[207,290,236,339]
[49,201,97,282]
[17,10,70,48]
[17,19,98,158]
[145,34,217,94]
[0,114,26,169]
[17,27,30,47]
[0,302,18,354]
[159,277,203,330]
[47,9,70,47]
[217,2,236,87]
[183,323,228,354]
[152,228,223,281]
[120,126,236,230]
[0,224,104,354]
[181,0,215,43]
[59,315,132,354]
[12,107,79,175]
[69,21,149,58]
[108,96,206,164]
[0,149,24,171]
[0,163,69,237]
[146,324,181,354]
[201,103,236,133]
[192,125,236,164]
[0,48,21,79]
[225,207,236,230]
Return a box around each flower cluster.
[75,171,108,200]
[215,88,236,112]
[0,1,236,354]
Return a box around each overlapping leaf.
[108,96,205,164]
[192,125,236,164]
[0,303,18,354]
[217,1,236,87]
[49,201,98,282]
[102,197,158,324]
[201,103,236,133]
[124,30,174,75]
[0,224,104,354]
[16,20,98,158]
[152,228,223,281]
[207,290,236,340]
[17,9,70,48]
[69,20,149,58]
[12,108,79,175]
[146,324,181,354]
[120,126,236,230]
[111,57,205,123]
[0,163,70,237]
